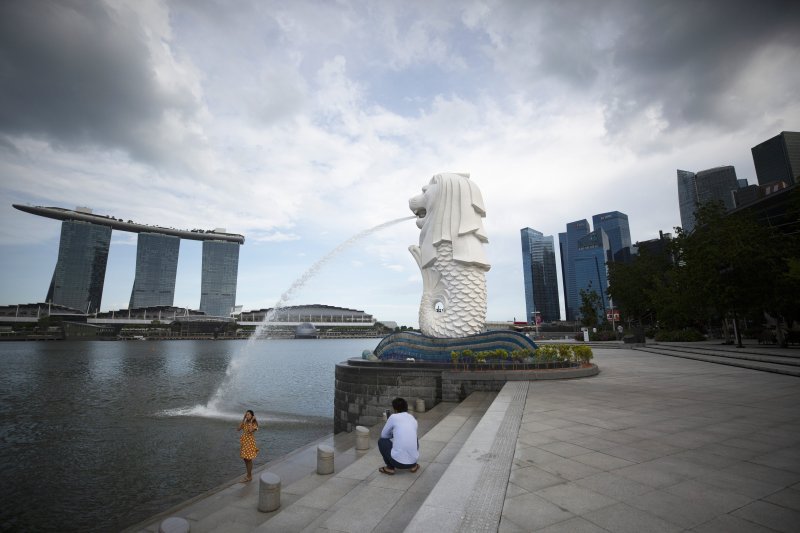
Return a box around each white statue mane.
[409,173,490,338]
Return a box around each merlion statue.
[409,173,490,337]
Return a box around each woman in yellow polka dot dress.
[238,410,259,482]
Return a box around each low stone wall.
[334,360,442,433]
[334,359,598,433]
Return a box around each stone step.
[633,345,800,377]
[124,400,459,533]
[253,391,497,532]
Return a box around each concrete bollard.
[317,444,335,475]
[159,516,190,533]
[355,425,369,450]
[415,398,426,413]
[258,472,281,512]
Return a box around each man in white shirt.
[378,397,420,474]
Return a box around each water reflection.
[0,338,378,532]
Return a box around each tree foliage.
[607,189,800,340]
[608,247,672,326]
[578,288,603,328]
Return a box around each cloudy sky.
[1,0,799,326]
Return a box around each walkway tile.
[626,488,722,529]
[700,468,789,499]
[537,441,593,458]
[535,456,604,481]
[501,492,574,531]
[647,456,720,479]
[731,500,800,533]
[583,502,682,533]
[571,451,635,471]
[764,487,800,512]
[566,435,618,452]
[723,461,800,487]
[667,448,741,469]
[509,465,564,493]
[595,443,663,464]
[613,461,690,489]
[690,514,777,533]
[573,471,655,501]
[750,447,800,473]
[517,430,558,447]
[533,516,612,533]
[533,482,618,514]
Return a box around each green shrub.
[572,345,593,364]
[510,348,532,361]
[556,344,573,361]
[534,345,558,362]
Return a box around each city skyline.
[1,1,799,326]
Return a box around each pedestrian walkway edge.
[403,381,529,532]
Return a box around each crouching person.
[378,397,420,475]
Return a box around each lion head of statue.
[408,172,490,270]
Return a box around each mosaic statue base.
[374,330,539,362]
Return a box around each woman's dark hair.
[246,409,258,425]
[391,398,408,413]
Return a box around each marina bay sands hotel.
[13,205,244,317]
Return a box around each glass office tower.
[520,228,560,323]
[677,169,699,233]
[129,233,180,308]
[592,211,632,263]
[751,131,800,186]
[696,166,739,211]
[46,220,112,313]
[199,240,240,317]
[558,219,590,322]
[574,229,610,321]
[677,166,739,233]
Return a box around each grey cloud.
[603,0,800,133]
[472,0,800,135]
[0,0,201,165]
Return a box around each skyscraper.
[676,166,740,233]
[520,228,560,323]
[574,228,610,321]
[558,219,590,322]
[200,240,240,317]
[751,131,800,186]
[696,166,739,210]
[592,211,632,263]
[129,232,181,308]
[677,169,698,233]
[46,219,111,313]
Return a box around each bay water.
[0,338,378,532]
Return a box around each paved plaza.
[129,347,800,532]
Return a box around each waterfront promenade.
[128,343,800,532]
